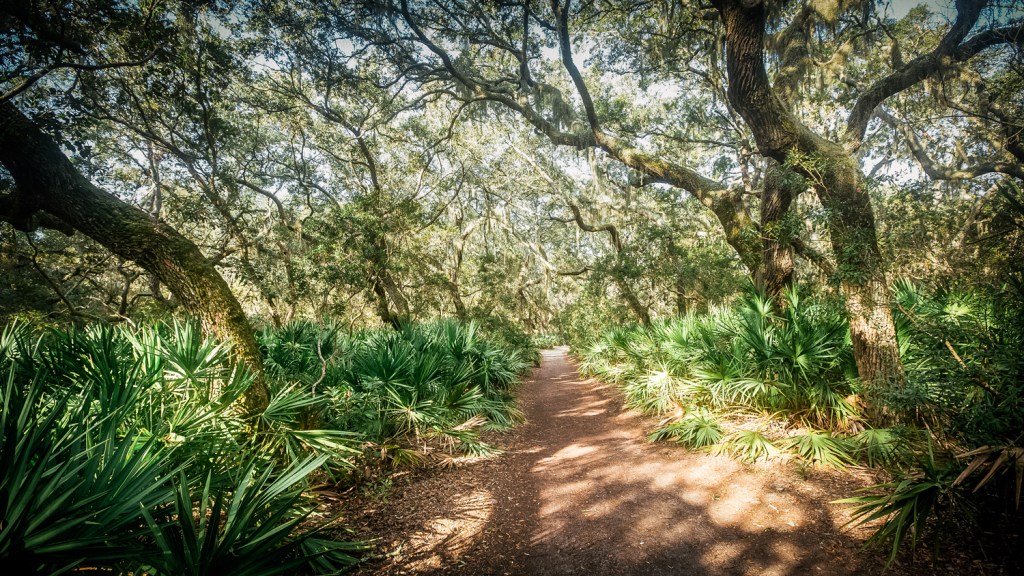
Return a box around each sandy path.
[345,347,890,575]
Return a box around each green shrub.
[260,319,529,466]
[840,281,1024,563]
[581,287,859,430]
[581,282,1024,564]
[141,457,359,576]
[0,320,361,574]
[649,411,723,449]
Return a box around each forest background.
[1,0,1023,573]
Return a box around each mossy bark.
[0,101,269,413]
[714,0,906,403]
[759,161,799,300]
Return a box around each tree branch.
[844,1,1021,149]
[790,237,835,276]
[551,0,599,131]
[877,110,1024,181]
[565,201,622,252]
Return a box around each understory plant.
[0,319,361,574]
[842,280,1024,565]
[2,315,532,572]
[260,319,531,468]
[580,281,1024,566]
[583,287,862,468]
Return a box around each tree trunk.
[371,278,402,329]
[0,101,269,413]
[451,288,467,319]
[616,276,652,326]
[368,261,407,329]
[759,161,798,300]
[813,144,906,399]
[714,0,906,405]
[675,274,688,317]
[380,272,410,319]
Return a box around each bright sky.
[886,0,955,19]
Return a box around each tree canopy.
[3,1,1024,571]
[2,0,1022,411]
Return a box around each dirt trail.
[343,347,894,575]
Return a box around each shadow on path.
[353,347,887,575]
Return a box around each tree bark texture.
[759,161,799,300]
[0,101,269,413]
[371,278,402,329]
[714,0,906,400]
[367,231,408,329]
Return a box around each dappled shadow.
[382,487,496,572]
[356,347,888,575]
[505,349,869,575]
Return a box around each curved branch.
[566,201,621,252]
[844,1,1021,149]
[386,0,759,269]
[236,178,288,223]
[551,0,599,130]
[790,237,835,276]
[877,110,1024,181]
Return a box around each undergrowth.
[579,284,1024,568]
[0,317,532,574]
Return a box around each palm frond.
[714,429,779,463]
[649,411,723,449]
[782,430,853,469]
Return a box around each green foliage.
[557,296,629,352]
[0,319,360,574]
[891,279,1024,445]
[621,364,689,414]
[837,441,960,566]
[258,319,530,467]
[848,428,906,468]
[0,369,177,573]
[532,333,562,349]
[840,281,1024,563]
[472,313,542,367]
[782,431,853,469]
[583,280,1024,564]
[714,429,779,463]
[579,288,878,474]
[141,457,358,576]
[649,411,723,449]
[581,287,859,429]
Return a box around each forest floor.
[327,348,1004,575]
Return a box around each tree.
[331,0,1022,412]
[0,1,269,411]
[711,0,1022,402]
[0,102,269,412]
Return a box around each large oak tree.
[325,0,1023,408]
[0,1,270,412]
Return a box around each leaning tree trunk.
[371,278,403,329]
[366,239,406,330]
[714,0,906,410]
[0,101,269,413]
